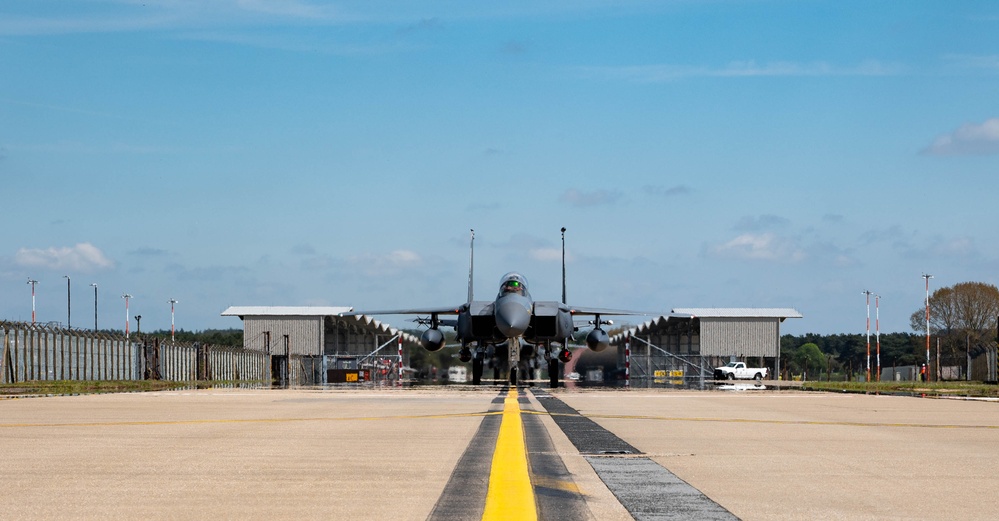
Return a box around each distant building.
[221,306,419,385]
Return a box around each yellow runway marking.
[0,411,500,429]
[482,389,537,521]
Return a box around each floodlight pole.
[561,227,567,305]
[122,294,133,339]
[168,299,179,342]
[27,278,38,324]
[863,290,872,382]
[875,294,881,382]
[90,283,98,331]
[63,275,71,329]
[923,274,933,381]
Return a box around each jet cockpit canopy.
[498,272,529,297]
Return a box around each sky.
[1,0,998,337]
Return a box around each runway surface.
[2,386,998,520]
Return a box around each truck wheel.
[754,373,762,382]
[727,373,735,380]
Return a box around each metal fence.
[1,321,266,384]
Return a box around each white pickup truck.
[714,362,768,381]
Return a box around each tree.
[909,282,999,362]
[794,343,826,380]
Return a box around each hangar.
[221,306,420,386]
[609,308,802,386]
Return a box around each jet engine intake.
[420,329,446,352]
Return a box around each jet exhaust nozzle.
[420,329,446,352]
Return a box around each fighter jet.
[342,229,644,387]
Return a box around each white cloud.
[922,118,999,156]
[15,243,115,272]
[708,233,806,262]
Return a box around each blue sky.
[2,0,997,336]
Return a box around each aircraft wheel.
[510,367,518,386]
[548,358,559,388]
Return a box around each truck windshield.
[725,362,739,367]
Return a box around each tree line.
[782,281,999,380]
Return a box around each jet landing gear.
[471,349,484,386]
[545,344,572,389]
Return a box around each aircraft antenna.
[561,227,567,304]
[468,229,475,302]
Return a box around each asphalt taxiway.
[2,386,998,520]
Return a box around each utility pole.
[863,290,872,382]
[923,274,933,382]
[27,278,38,324]
[875,294,881,382]
[90,283,98,331]
[122,294,133,338]
[63,275,71,328]
[168,299,179,342]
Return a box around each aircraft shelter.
[221,306,420,386]
[608,308,802,386]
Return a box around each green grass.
[801,380,999,398]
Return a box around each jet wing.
[566,306,650,316]
[339,306,464,317]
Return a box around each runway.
[2,386,998,520]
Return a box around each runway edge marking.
[532,389,739,521]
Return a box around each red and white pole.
[923,274,933,382]
[28,279,38,324]
[863,290,871,382]
[397,334,403,386]
[625,332,631,388]
[122,294,132,338]
[875,294,881,382]
[169,299,178,342]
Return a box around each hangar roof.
[611,307,802,344]
[221,306,419,344]
[671,308,802,319]
[221,306,353,317]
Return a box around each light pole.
[122,294,133,338]
[90,283,98,331]
[168,299,179,342]
[863,290,872,382]
[27,278,38,324]
[63,275,71,329]
[875,294,881,382]
[922,274,933,382]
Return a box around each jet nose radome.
[496,299,531,338]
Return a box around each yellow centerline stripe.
[482,389,537,521]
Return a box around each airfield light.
[923,274,933,381]
[63,275,71,329]
[122,294,133,338]
[90,283,98,331]
[863,290,872,382]
[168,299,179,342]
[27,278,38,324]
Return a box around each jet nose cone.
[496,298,530,338]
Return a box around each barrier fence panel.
[2,322,266,385]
